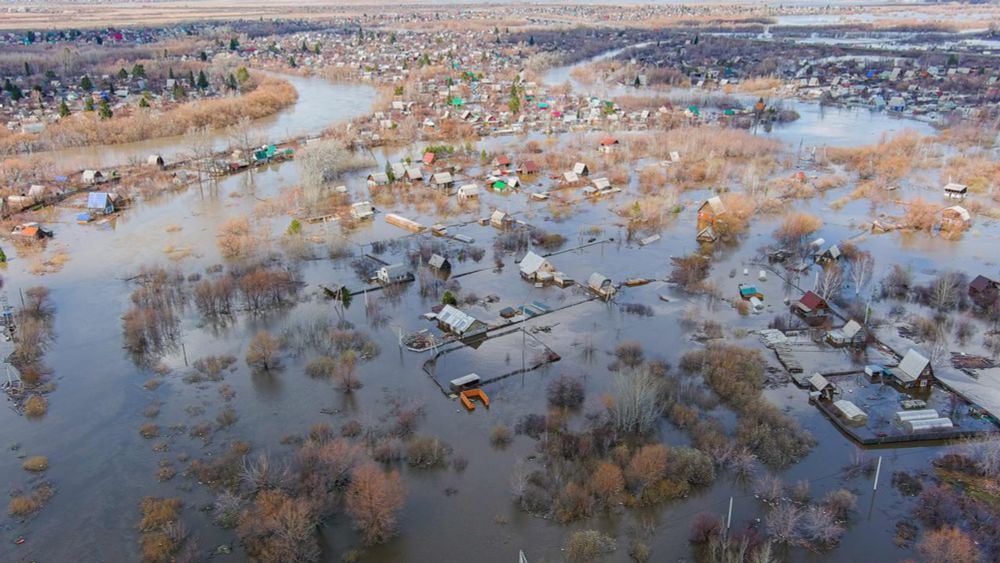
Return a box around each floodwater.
[0,52,987,563]
[28,73,376,171]
[541,44,936,148]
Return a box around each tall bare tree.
[847,250,875,297]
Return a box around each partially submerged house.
[941,205,971,230]
[519,251,554,281]
[405,166,424,182]
[367,172,390,187]
[697,196,726,230]
[891,349,933,389]
[969,275,999,307]
[82,170,106,185]
[457,184,480,199]
[598,136,619,153]
[376,263,410,284]
[794,291,829,318]
[146,154,165,168]
[572,162,590,177]
[428,254,451,272]
[11,222,52,239]
[490,210,514,229]
[430,172,454,191]
[808,372,835,400]
[87,192,116,215]
[350,201,375,220]
[827,319,864,347]
[588,272,616,299]
[436,305,488,338]
[943,182,968,200]
[696,226,717,243]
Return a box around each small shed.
[492,155,511,168]
[941,205,971,229]
[588,272,616,299]
[457,184,480,199]
[350,201,375,220]
[943,182,968,200]
[87,192,115,215]
[430,172,454,191]
[82,170,105,185]
[808,373,834,399]
[827,319,864,347]
[696,226,717,243]
[146,155,165,168]
[449,373,481,393]
[697,196,726,229]
[490,210,514,229]
[377,263,410,284]
[367,172,390,186]
[405,167,423,182]
[598,136,619,153]
[572,162,590,176]
[428,254,451,272]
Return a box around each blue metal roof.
[87,192,110,209]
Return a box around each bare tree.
[847,250,875,297]
[246,331,280,371]
[816,263,844,301]
[186,125,215,188]
[345,463,405,545]
[228,116,261,162]
[929,271,963,312]
[612,366,665,435]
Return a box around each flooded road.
[0,48,983,563]
[29,74,376,171]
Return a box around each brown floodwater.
[0,60,986,563]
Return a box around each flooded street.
[0,49,992,563]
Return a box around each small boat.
[623,278,651,287]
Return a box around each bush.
[138,497,182,531]
[24,395,47,417]
[918,526,983,563]
[614,341,645,368]
[565,530,617,562]
[406,435,448,468]
[305,356,337,378]
[689,511,722,543]
[490,425,513,448]
[139,424,160,439]
[246,331,280,371]
[22,455,48,472]
[547,374,585,409]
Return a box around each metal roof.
[519,251,550,276]
[437,305,478,334]
[895,349,930,382]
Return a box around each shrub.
[8,485,53,517]
[918,526,982,563]
[138,497,182,531]
[406,435,448,468]
[305,356,337,378]
[689,511,723,543]
[614,341,645,368]
[22,455,48,472]
[547,374,585,409]
[590,462,625,506]
[24,395,47,417]
[490,425,513,448]
[139,424,160,439]
[565,530,617,563]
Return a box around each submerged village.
[5,2,1000,562]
